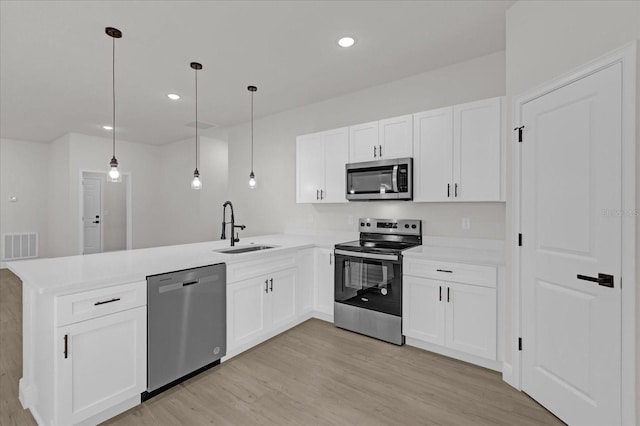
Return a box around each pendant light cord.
[112,35,116,159]
[195,66,199,170]
[250,89,254,172]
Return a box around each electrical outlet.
[462,217,471,230]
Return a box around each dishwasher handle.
[183,280,199,287]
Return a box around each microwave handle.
[392,165,399,193]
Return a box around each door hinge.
[518,337,522,351]
[514,126,524,143]
[518,233,522,247]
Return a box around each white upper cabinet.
[413,106,454,201]
[378,114,413,159]
[453,97,503,201]
[296,127,348,203]
[348,121,379,162]
[349,115,413,162]
[413,97,504,202]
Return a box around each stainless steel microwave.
[346,157,413,201]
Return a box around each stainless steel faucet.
[221,201,246,246]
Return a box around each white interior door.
[520,63,622,425]
[82,176,102,254]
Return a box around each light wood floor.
[1,269,563,425]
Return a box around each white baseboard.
[311,310,333,323]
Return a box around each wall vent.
[2,232,38,261]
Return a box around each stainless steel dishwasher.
[143,263,226,400]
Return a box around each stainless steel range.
[334,218,422,345]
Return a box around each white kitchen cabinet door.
[270,268,297,330]
[413,107,454,201]
[445,282,496,360]
[349,121,379,163]
[314,248,334,317]
[378,114,413,159]
[453,97,502,201]
[321,127,349,203]
[403,276,445,345]
[296,132,324,203]
[295,249,315,315]
[56,306,146,426]
[227,276,267,350]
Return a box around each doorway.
[80,171,132,254]
[512,43,636,425]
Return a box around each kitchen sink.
[215,245,276,254]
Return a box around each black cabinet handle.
[64,334,68,359]
[93,220,100,224]
[329,253,333,265]
[447,287,450,303]
[437,269,453,273]
[94,297,121,306]
[577,273,614,288]
[447,184,450,198]
[439,286,442,301]
[264,279,269,293]
[454,183,458,197]
[269,278,273,292]
[374,146,377,158]
[379,145,383,157]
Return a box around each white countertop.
[7,232,503,296]
[7,233,345,296]
[404,236,505,265]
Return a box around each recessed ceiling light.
[337,36,355,48]
[103,125,113,130]
[167,93,180,100]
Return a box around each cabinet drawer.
[227,254,297,284]
[56,281,146,326]
[404,258,496,288]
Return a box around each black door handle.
[577,273,614,288]
[93,220,100,224]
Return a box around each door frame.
[510,41,636,425]
[81,175,104,254]
[78,170,133,254]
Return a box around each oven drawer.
[403,258,496,288]
[55,281,147,327]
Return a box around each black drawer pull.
[94,297,121,306]
[577,273,614,288]
[182,280,199,287]
[64,334,68,359]
[437,269,453,273]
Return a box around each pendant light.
[105,27,122,183]
[248,85,257,189]
[190,62,203,190]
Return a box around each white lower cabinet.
[56,306,146,425]
[227,267,296,351]
[403,259,497,363]
[314,248,334,317]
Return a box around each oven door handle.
[392,165,399,193]
[335,249,399,261]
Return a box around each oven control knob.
[381,288,388,296]
[411,224,417,229]
[404,224,409,229]
[366,223,371,227]
[360,222,365,226]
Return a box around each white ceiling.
[0,0,513,145]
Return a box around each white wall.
[0,138,50,262]
[505,0,640,420]
[225,51,506,240]
[159,136,229,245]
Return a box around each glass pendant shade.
[191,169,202,190]
[248,171,257,189]
[108,156,121,182]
